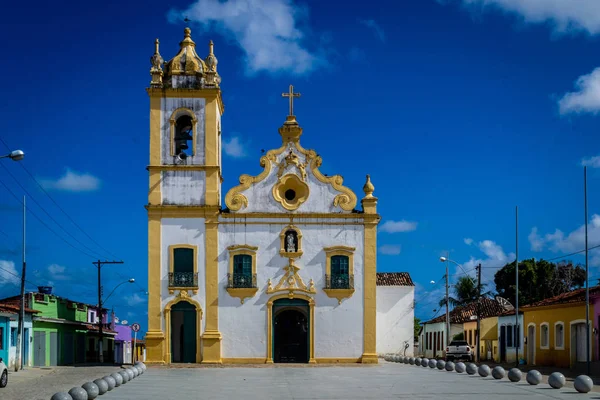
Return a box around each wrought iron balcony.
[168,272,198,288]
[325,274,354,290]
[227,273,257,289]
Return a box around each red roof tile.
[521,286,600,309]
[425,297,508,324]
[376,272,414,286]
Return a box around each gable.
[224,117,358,214]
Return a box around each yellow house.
[522,287,598,368]
[461,298,505,362]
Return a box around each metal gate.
[62,332,74,365]
[33,331,46,367]
[49,332,58,366]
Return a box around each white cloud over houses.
[464,238,474,245]
[559,67,600,115]
[581,155,600,168]
[223,136,246,158]
[459,239,516,283]
[379,245,401,255]
[169,0,323,75]
[447,0,600,36]
[41,169,101,192]
[379,220,418,233]
[0,260,20,286]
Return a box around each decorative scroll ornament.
[266,260,316,295]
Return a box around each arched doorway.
[170,301,197,363]
[273,299,309,363]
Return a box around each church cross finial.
[282,84,301,116]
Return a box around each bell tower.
[145,27,224,364]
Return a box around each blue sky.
[0,0,599,333]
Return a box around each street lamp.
[98,278,134,363]
[104,278,135,305]
[0,150,25,161]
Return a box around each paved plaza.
[4,361,600,399]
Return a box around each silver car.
[0,357,7,388]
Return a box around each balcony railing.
[325,274,354,290]
[168,272,198,288]
[227,273,257,289]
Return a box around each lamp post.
[440,256,480,362]
[97,278,134,363]
[2,149,26,372]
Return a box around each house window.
[555,322,564,349]
[330,255,350,289]
[168,245,198,290]
[90,311,96,323]
[506,324,513,347]
[541,323,549,349]
[468,330,473,346]
[514,325,520,348]
[0,327,4,350]
[11,327,17,346]
[232,255,253,288]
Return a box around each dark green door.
[273,299,309,363]
[171,301,197,363]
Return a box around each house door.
[23,328,30,366]
[273,299,309,363]
[574,323,587,362]
[49,332,58,366]
[62,332,74,365]
[170,301,197,363]
[33,331,46,367]
[500,326,506,362]
[527,325,535,365]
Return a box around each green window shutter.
[174,248,194,273]
[331,255,349,276]
[234,255,252,275]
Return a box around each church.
[144,27,415,364]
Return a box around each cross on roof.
[282,84,301,116]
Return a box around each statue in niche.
[285,230,297,252]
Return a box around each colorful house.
[0,311,10,366]
[461,297,506,362]
[497,310,524,364]
[0,303,38,369]
[112,314,133,364]
[522,286,599,368]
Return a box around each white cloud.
[169,0,323,75]
[558,67,600,115]
[359,19,385,42]
[379,220,418,233]
[125,293,147,307]
[530,214,600,266]
[0,260,20,286]
[460,240,515,284]
[379,245,402,255]
[41,169,101,192]
[582,155,600,168]
[223,136,246,158]
[48,264,65,274]
[464,238,474,245]
[449,0,600,36]
[528,227,545,252]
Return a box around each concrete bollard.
[429,359,437,368]
[102,376,116,391]
[119,370,129,383]
[526,370,542,385]
[409,357,415,365]
[548,372,566,389]
[437,360,446,370]
[111,372,123,387]
[67,387,88,400]
[478,364,491,377]
[455,362,466,373]
[574,375,594,393]
[421,358,429,367]
[508,368,522,382]
[415,357,421,366]
[50,393,73,400]
[93,379,108,395]
[445,361,455,372]
[492,366,506,380]
[466,363,478,375]
[81,382,99,399]
[126,368,135,380]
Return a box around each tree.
[439,276,492,308]
[494,258,585,306]
[414,317,421,341]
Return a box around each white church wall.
[160,97,206,165]
[160,218,206,333]
[162,170,206,205]
[235,147,353,214]
[218,220,365,359]
[376,286,415,356]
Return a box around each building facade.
[376,273,415,356]
[144,27,412,364]
[497,311,524,364]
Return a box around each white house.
[376,273,415,356]
[497,310,524,364]
[143,26,414,364]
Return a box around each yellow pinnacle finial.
[184,27,191,38]
[154,38,159,53]
[209,40,214,55]
[363,175,375,198]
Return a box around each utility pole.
[584,166,590,376]
[515,206,519,368]
[476,263,482,363]
[93,260,124,363]
[15,196,26,372]
[445,254,450,348]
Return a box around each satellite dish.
[495,296,514,311]
[122,320,129,325]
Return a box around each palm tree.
[439,276,492,308]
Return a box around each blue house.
[0,311,10,364]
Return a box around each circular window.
[285,189,296,201]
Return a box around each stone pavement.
[1,366,125,400]
[100,361,600,400]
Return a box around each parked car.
[445,340,473,362]
[0,357,7,388]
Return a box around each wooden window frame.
[554,321,565,350]
[323,246,355,304]
[168,244,199,294]
[540,322,550,350]
[226,244,258,304]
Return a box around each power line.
[0,136,120,260]
[544,244,600,262]
[0,263,43,289]
[0,176,99,259]
[0,162,107,259]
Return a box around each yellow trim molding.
[146,205,220,218]
[202,213,222,364]
[164,290,203,364]
[266,259,316,295]
[145,213,164,364]
[226,244,259,304]
[220,212,366,220]
[279,225,303,258]
[272,173,309,211]
[146,87,224,114]
[168,244,199,294]
[169,107,197,157]
[323,246,356,304]
[266,293,316,364]
[147,165,220,172]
